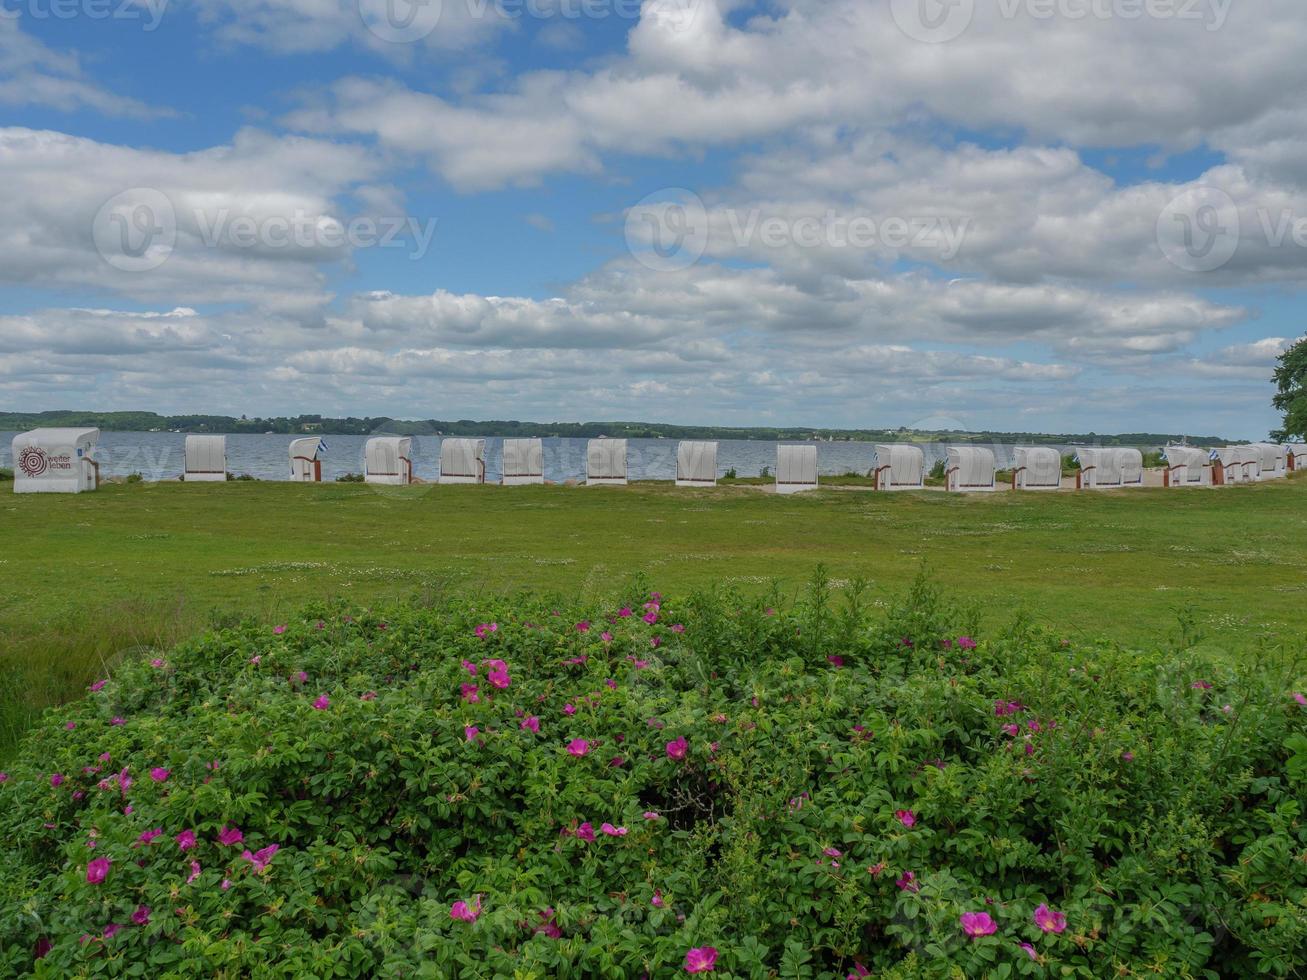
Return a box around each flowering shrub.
[1,573,1304,977]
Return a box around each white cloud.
[0,17,169,118]
[0,126,383,313]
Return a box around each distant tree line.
[0,409,1238,446]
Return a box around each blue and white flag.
[318,439,328,455]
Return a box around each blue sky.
[1,0,1304,438]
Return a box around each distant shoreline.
[0,411,1234,447]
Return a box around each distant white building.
[12,428,100,493]
[1286,444,1307,472]
[676,441,718,487]
[872,444,924,491]
[586,439,628,486]
[1074,448,1144,489]
[1011,447,1062,491]
[501,438,545,486]
[439,438,485,484]
[289,437,325,482]
[1162,446,1211,487]
[945,447,997,493]
[364,436,413,485]
[775,444,818,494]
[184,435,227,482]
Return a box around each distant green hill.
[0,410,1233,446]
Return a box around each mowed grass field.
[2,474,1306,754]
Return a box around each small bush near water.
[1,574,1304,978]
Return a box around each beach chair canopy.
[289,437,325,482]
[1163,446,1210,486]
[502,438,544,484]
[12,428,100,493]
[1250,442,1286,479]
[1076,448,1143,487]
[1012,447,1061,489]
[1286,444,1307,471]
[1216,446,1260,483]
[184,435,227,481]
[439,438,485,483]
[776,444,818,492]
[586,439,628,484]
[365,437,413,483]
[676,441,718,485]
[873,444,924,490]
[946,446,996,491]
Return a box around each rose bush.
[0,573,1304,977]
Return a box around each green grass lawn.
[3,475,1306,753]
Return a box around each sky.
[1,0,1304,438]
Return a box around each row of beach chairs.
[10,429,1307,493]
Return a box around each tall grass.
[0,599,199,758]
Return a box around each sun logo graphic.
[18,446,49,478]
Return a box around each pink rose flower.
[1033,903,1067,934]
[241,844,280,873]
[575,822,596,842]
[450,897,481,923]
[895,809,916,828]
[600,823,627,837]
[666,736,688,761]
[86,857,111,884]
[131,906,150,926]
[176,829,197,850]
[567,738,590,757]
[960,911,997,937]
[149,767,170,782]
[312,694,330,710]
[685,947,718,973]
[273,625,286,635]
[520,716,540,733]
[217,825,244,847]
